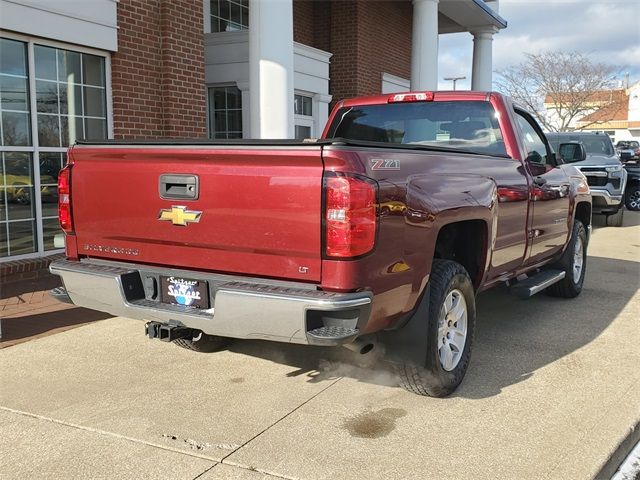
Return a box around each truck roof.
[338,90,497,108]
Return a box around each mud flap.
[379,286,430,368]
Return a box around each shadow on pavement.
[0,308,113,347]
[592,208,640,228]
[0,275,62,300]
[1,273,112,348]
[225,254,639,398]
[457,254,639,399]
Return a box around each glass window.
[39,152,66,250]
[34,46,107,146]
[515,112,550,165]
[208,86,243,139]
[294,95,312,116]
[295,125,311,139]
[0,38,28,76]
[211,0,249,32]
[0,152,37,256]
[0,38,31,147]
[0,36,109,258]
[327,101,508,156]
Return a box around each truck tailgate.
[69,146,323,282]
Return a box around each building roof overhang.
[438,0,507,34]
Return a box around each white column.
[314,93,333,138]
[237,81,251,138]
[471,27,498,91]
[249,0,294,138]
[411,0,439,91]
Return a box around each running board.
[510,270,566,299]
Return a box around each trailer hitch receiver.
[145,321,193,342]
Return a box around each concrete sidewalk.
[1,212,639,480]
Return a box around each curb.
[596,420,640,479]
[0,254,64,286]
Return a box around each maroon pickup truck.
[50,91,591,397]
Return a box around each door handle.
[159,174,199,200]
[533,176,547,186]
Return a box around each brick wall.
[110,0,409,138]
[111,0,206,139]
[294,0,412,106]
[293,0,315,46]
[357,0,412,95]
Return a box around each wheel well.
[575,202,591,228]
[434,220,487,289]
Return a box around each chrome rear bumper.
[50,259,372,345]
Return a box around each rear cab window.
[326,101,508,157]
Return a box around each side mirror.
[558,142,586,163]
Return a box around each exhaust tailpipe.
[344,338,376,355]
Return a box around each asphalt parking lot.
[1,212,639,480]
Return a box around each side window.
[515,111,551,165]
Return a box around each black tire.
[546,220,587,298]
[625,185,640,211]
[396,260,476,397]
[173,331,230,353]
[605,206,624,227]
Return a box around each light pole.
[444,76,466,91]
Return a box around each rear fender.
[406,173,497,291]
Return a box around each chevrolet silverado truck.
[547,132,626,227]
[50,91,591,397]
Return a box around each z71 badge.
[158,206,202,226]
[371,158,400,170]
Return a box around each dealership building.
[0,0,505,261]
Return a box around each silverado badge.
[158,206,202,226]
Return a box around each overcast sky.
[437,0,640,91]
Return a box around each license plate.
[160,276,209,309]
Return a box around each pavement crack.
[192,463,219,479]
[220,377,343,466]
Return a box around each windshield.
[547,134,615,159]
[326,101,507,156]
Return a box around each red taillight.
[388,91,434,103]
[58,165,73,234]
[325,175,377,258]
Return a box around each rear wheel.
[173,331,230,353]
[396,260,476,397]
[546,220,587,298]
[625,185,640,211]
[605,206,624,227]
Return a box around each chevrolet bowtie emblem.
[158,206,202,226]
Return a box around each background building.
[543,82,640,144]
[573,82,640,144]
[0,0,505,261]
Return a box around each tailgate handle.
[159,174,199,200]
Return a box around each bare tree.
[495,51,621,132]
